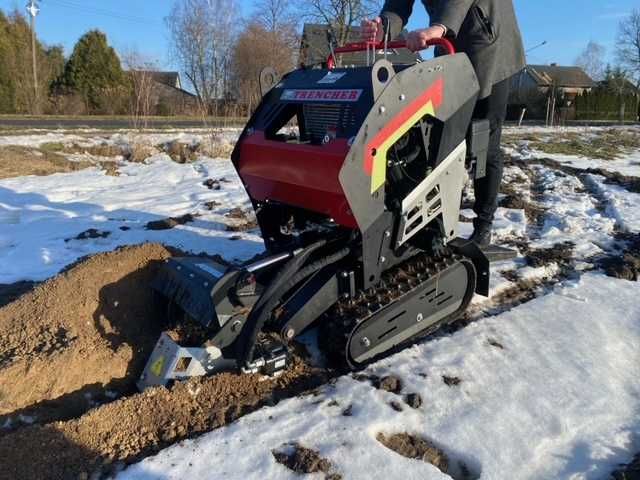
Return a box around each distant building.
[509,64,596,119]
[132,70,199,115]
[300,23,421,68]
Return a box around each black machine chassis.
[320,249,476,369]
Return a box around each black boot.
[470,220,492,248]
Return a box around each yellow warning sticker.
[150,356,165,377]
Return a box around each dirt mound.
[376,432,449,473]
[0,356,323,480]
[601,234,640,281]
[0,244,173,427]
[0,146,92,179]
[273,442,342,480]
[525,242,575,268]
[145,213,196,231]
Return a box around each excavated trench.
[0,154,637,479]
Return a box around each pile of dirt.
[225,208,258,232]
[145,213,196,231]
[376,432,449,474]
[159,140,199,163]
[0,244,173,428]
[0,356,324,480]
[273,442,342,480]
[0,145,92,179]
[525,242,575,269]
[600,234,640,281]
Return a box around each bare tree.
[123,50,158,129]
[575,41,606,81]
[231,22,296,112]
[617,9,640,82]
[302,0,381,46]
[616,9,640,120]
[166,0,237,114]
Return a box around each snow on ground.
[0,153,262,283]
[121,274,640,480]
[586,174,640,233]
[1,126,639,479]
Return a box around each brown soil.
[404,393,423,409]
[145,213,196,230]
[376,432,449,474]
[160,141,199,163]
[600,233,640,281]
[0,146,92,179]
[0,244,173,428]
[0,356,323,480]
[376,375,403,394]
[65,228,111,242]
[525,242,575,269]
[442,375,461,387]
[273,442,341,480]
[225,208,258,232]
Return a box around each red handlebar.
[326,38,455,69]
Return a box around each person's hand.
[361,17,383,43]
[406,25,446,52]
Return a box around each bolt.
[189,273,195,278]
[231,320,242,332]
[203,282,209,287]
[380,256,386,263]
[379,105,386,114]
[384,230,391,238]
[417,313,423,323]
[286,328,295,339]
[399,94,406,101]
[361,337,371,348]
[341,271,349,278]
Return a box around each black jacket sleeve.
[380,0,415,39]
[429,0,475,36]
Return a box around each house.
[300,23,421,68]
[131,70,199,116]
[509,64,596,119]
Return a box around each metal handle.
[326,38,455,69]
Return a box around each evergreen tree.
[63,30,125,113]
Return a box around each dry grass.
[506,129,640,160]
[0,146,93,179]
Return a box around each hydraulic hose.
[237,244,350,365]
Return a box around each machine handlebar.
[326,38,456,69]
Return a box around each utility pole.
[26,0,40,113]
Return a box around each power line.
[46,0,162,26]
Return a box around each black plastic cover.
[467,119,490,179]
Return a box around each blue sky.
[0,0,634,70]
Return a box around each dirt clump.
[376,432,449,474]
[525,242,575,269]
[442,375,461,387]
[66,228,111,242]
[145,213,196,230]
[600,234,640,281]
[376,375,402,394]
[0,145,92,179]
[0,244,173,428]
[225,208,258,232]
[487,338,505,349]
[389,400,404,412]
[499,194,527,210]
[273,442,341,480]
[405,393,423,409]
[160,140,199,163]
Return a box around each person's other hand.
[406,25,446,52]
[361,17,383,43]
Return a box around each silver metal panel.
[397,140,467,247]
[137,332,230,390]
